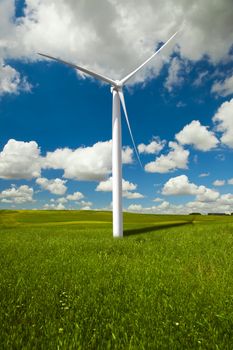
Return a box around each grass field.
[1,210,233,349]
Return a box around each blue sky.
[0,0,233,213]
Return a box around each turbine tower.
[38,31,178,238]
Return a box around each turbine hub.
[111,81,122,93]
[115,80,123,89]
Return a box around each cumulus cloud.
[127,201,185,214]
[66,192,84,201]
[193,71,208,87]
[185,193,233,214]
[123,191,144,199]
[145,142,189,173]
[80,200,93,208]
[0,139,134,182]
[0,63,31,95]
[36,177,67,195]
[96,177,144,199]
[162,175,198,195]
[213,180,225,187]
[96,177,136,192]
[49,196,90,209]
[195,188,220,203]
[162,174,220,202]
[211,74,233,97]
[0,139,41,179]
[127,204,143,212]
[218,193,233,206]
[122,146,134,164]
[43,203,65,210]
[0,0,233,92]
[45,140,133,181]
[56,197,68,204]
[199,172,210,178]
[157,201,170,210]
[0,185,34,204]
[138,137,165,154]
[175,120,219,151]
[153,197,163,202]
[164,57,185,92]
[228,178,233,185]
[213,98,233,148]
[80,206,92,210]
[128,192,233,214]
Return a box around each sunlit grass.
[0,210,233,349]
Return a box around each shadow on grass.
[124,221,193,236]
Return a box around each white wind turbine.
[38,31,178,238]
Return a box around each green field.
[1,210,233,349]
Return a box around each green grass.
[1,210,233,349]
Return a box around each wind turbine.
[38,31,178,238]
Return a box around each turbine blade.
[118,90,143,168]
[38,53,117,86]
[120,31,179,85]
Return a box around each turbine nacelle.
[114,80,123,89]
[111,82,122,93]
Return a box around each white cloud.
[200,179,220,202]
[164,57,184,92]
[138,137,165,154]
[66,192,84,201]
[0,63,31,95]
[80,200,93,208]
[199,172,210,178]
[193,71,208,87]
[128,187,233,214]
[162,175,220,202]
[193,155,198,164]
[153,197,163,202]
[49,196,91,208]
[96,177,136,192]
[145,142,189,173]
[55,203,65,210]
[122,146,134,164]
[213,180,225,187]
[96,177,144,199]
[175,120,218,151]
[213,98,233,148]
[0,185,34,204]
[162,175,199,195]
[127,204,143,212]
[228,178,233,185]
[56,197,68,204]
[123,191,144,199]
[45,140,133,181]
[218,193,233,205]
[196,188,219,203]
[0,139,133,182]
[36,177,67,195]
[185,193,233,214]
[43,203,65,210]
[211,74,233,97]
[128,194,233,214]
[0,139,41,179]
[127,202,185,214]
[157,201,170,209]
[80,206,92,210]
[0,0,233,93]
